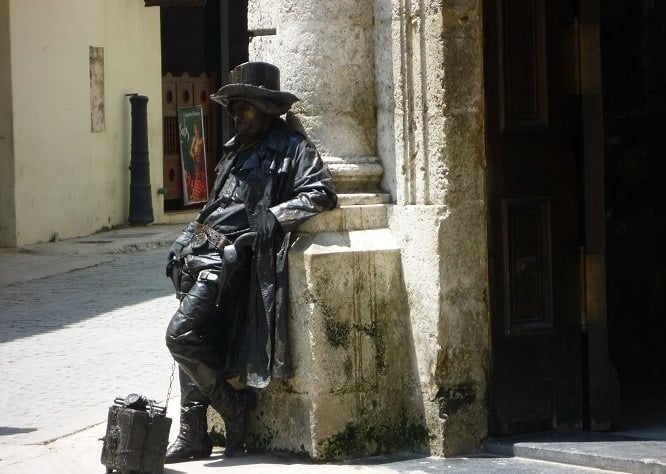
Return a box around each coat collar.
[222,118,291,157]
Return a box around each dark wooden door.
[484,0,587,435]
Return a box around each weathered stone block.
[240,228,427,460]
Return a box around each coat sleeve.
[268,140,337,233]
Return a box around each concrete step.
[484,430,666,474]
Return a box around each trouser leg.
[166,258,255,457]
[165,270,242,420]
[178,367,210,408]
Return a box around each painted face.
[229,100,270,145]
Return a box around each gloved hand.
[165,241,185,279]
[166,258,184,296]
[167,221,198,262]
[167,241,185,262]
[165,258,178,279]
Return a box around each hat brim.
[210,84,299,107]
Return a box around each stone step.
[484,431,666,474]
[336,192,391,206]
[298,204,389,233]
[325,156,384,193]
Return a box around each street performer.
[164,61,337,463]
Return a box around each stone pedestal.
[246,225,425,459]
[209,206,428,460]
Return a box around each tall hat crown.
[210,62,299,115]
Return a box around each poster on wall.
[177,106,209,206]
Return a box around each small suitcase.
[101,394,172,474]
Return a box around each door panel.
[485,0,584,435]
[499,0,548,129]
[502,197,553,334]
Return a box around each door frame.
[576,0,611,431]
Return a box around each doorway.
[159,0,248,212]
[601,0,666,429]
[485,0,666,437]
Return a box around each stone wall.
[379,0,489,455]
[229,0,490,459]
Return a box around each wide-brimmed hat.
[210,62,299,115]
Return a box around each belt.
[190,224,231,251]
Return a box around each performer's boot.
[165,405,213,463]
[206,379,257,458]
[222,389,257,457]
[165,370,213,463]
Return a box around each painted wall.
[0,0,16,246]
[4,0,164,246]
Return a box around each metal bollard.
[127,94,154,225]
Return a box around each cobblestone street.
[0,249,177,446]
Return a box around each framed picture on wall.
[177,106,209,206]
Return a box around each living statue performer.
[164,61,337,462]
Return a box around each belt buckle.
[206,227,230,250]
[205,228,219,248]
[190,226,208,249]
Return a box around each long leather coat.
[172,118,336,388]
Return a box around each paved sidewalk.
[0,224,183,287]
[5,427,621,474]
[0,224,661,473]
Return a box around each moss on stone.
[278,379,301,394]
[324,317,351,348]
[436,380,478,416]
[325,316,388,371]
[249,425,275,451]
[356,320,387,371]
[321,412,430,460]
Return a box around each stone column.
[248,0,383,192]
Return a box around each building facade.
[2,0,664,460]
[0,0,182,248]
